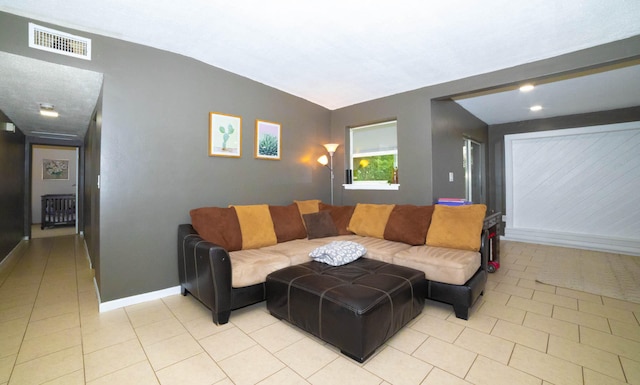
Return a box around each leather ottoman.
[266,258,426,362]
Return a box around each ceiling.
[1,1,640,138]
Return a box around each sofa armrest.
[178,224,233,324]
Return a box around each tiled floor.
[1,236,639,385]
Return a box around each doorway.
[30,144,79,238]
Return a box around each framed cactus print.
[209,112,242,157]
[255,120,281,160]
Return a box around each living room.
[1,3,640,384]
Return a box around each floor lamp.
[317,143,339,205]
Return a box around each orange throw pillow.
[347,203,395,239]
[426,204,487,251]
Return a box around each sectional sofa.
[177,200,490,325]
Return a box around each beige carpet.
[536,252,640,304]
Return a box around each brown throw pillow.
[302,211,339,239]
[269,204,307,243]
[384,204,435,245]
[190,207,242,251]
[319,203,355,235]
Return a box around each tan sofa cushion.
[354,236,412,264]
[426,204,486,251]
[229,249,290,287]
[393,245,480,285]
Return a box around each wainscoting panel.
[504,122,640,255]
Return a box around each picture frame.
[43,159,69,180]
[255,120,281,160]
[209,112,242,157]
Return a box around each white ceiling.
[1,1,640,137]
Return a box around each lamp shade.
[323,143,339,154]
[317,155,329,166]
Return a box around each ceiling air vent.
[29,23,91,60]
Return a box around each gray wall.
[0,111,25,262]
[0,12,331,301]
[331,35,640,211]
[488,106,640,216]
[431,99,487,203]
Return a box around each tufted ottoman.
[266,258,426,362]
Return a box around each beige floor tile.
[250,320,305,353]
[491,319,548,352]
[602,297,640,313]
[199,326,257,361]
[621,356,640,385]
[533,291,578,310]
[364,346,433,385]
[183,314,234,340]
[143,332,203,371]
[23,312,79,340]
[0,355,16,384]
[609,318,640,342]
[421,300,455,319]
[553,306,610,332]
[583,368,629,385]
[84,338,147,382]
[524,312,579,341]
[413,337,475,378]
[580,326,640,360]
[493,282,534,299]
[578,299,638,324]
[135,317,187,347]
[421,367,472,385]
[229,302,276,333]
[548,334,625,380]
[307,356,382,385]
[510,344,583,385]
[517,278,556,294]
[162,295,210,324]
[275,337,338,378]
[410,314,464,343]
[0,303,33,323]
[386,325,428,354]
[42,369,85,385]
[81,321,137,353]
[125,300,174,328]
[506,295,553,316]
[478,301,526,324]
[80,308,130,333]
[0,317,29,340]
[0,334,22,359]
[466,355,540,385]
[218,345,285,385]
[454,327,514,364]
[481,289,511,306]
[16,326,81,364]
[9,345,83,385]
[555,287,603,303]
[506,269,539,281]
[86,361,159,385]
[447,312,498,334]
[155,352,226,385]
[257,367,309,385]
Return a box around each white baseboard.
[504,228,640,256]
[99,285,182,313]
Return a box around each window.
[347,120,398,190]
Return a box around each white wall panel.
[504,122,640,255]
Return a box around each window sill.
[343,183,399,191]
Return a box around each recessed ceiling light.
[530,105,543,111]
[39,103,59,117]
[519,84,535,92]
